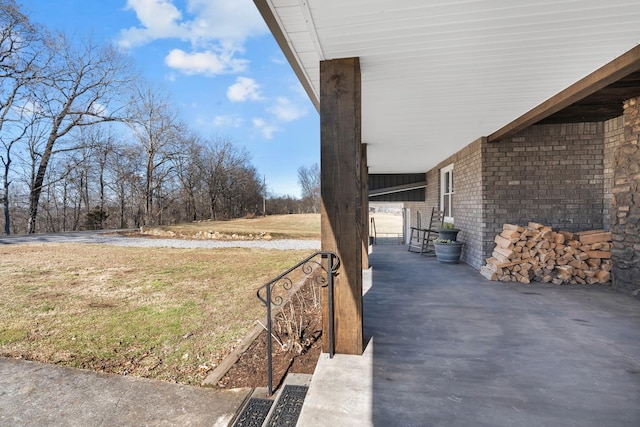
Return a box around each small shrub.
[85,206,108,230]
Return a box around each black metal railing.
[370,216,377,245]
[256,251,339,396]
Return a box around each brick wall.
[426,138,484,268]
[424,121,626,281]
[483,122,605,237]
[456,139,484,268]
[425,168,439,208]
[611,97,640,297]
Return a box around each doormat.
[266,385,309,427]
[232,397,273,427]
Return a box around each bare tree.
[0,1,272,232]
[1,116,29,234]
[298,163,320,213]
[0,0,44,234]
[266,194,303,215]
[105,143,143,228]
[126,80,183,226]
[0,0,41,80]
[91,126,116,228]
[226,163,261,218]
[173,133,205,222]
[69,125,116,229]
[200,137,257,220]
[25,33,132,233]
[200,138,229,220]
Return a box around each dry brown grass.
[139,213,321,240]
[0,242,314,385]
[370,211,403,234]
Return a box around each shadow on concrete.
[367,245,640,426]
[298,244,640,426]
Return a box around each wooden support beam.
[488,44,640,142]
[320,57,363,355]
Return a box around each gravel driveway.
[0,230,321,250]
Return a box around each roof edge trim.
[488,44,640,143]
[253,0,320,111]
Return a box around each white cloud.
[89,102,108,116]
[185,0,268,44]
[271,55,287,65]
[227,77,262,102]
[119,0,267,48]
[118,1,269,77]
[268,97,306,122]
[243,96,308,140]
[11,99,42,119]
[214,115,244,128]
[165,49,247,75]
[252,117,279,139]
[119,0,186,48]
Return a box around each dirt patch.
[127,229,275,241]
[115,213,321,241]
[216,277,323,390]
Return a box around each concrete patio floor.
[298,244,640,426]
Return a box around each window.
[440,164,454,222]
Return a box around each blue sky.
[22,0,319,198]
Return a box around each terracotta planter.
[434,241,464,264]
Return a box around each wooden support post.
[320,57,363,355]
[361,143,369,269]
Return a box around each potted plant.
[433,238,464,264]
[438,221,460,241]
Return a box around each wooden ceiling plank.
[488,44,640,142]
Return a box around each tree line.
[0,0,319,235]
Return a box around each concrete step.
[231,374,311,427]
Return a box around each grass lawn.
[0,216,319,385]
[370,211,403,234]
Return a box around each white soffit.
[259,0,640,174]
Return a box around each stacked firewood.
[480,222,612,285]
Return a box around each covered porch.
[254,0,640,356]
[298,245,640,426]
[248,1,640,423]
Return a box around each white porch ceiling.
[256,0,640,174]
